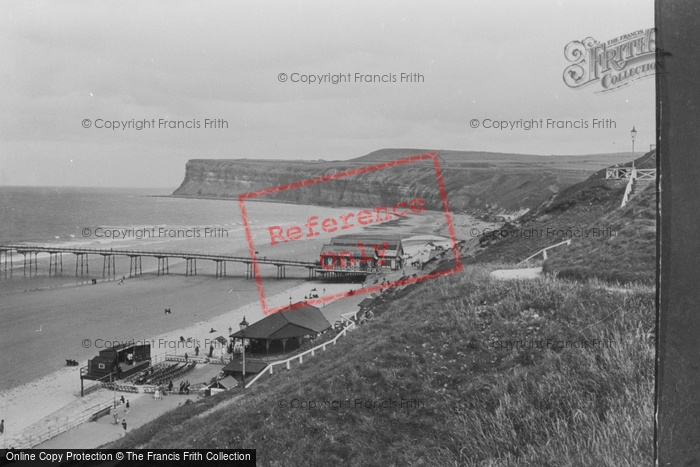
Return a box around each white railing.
[516,239,572,266]
[243,317,357,389]
[620,167,637,207]
[606,167,633,180]
[635,169,656,181]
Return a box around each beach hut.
[208,375,239,394]
[84,342,151,381]
[229,303,331,356]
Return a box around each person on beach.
[121,419,127,437]
[0,419,4,434]
[208,344,214,358]
[184,352,188,362]
[125,400,130,413]
[112,411,119,426]
[120,395,125,405]
[168,380,173,393]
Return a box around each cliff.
[172,148,636,212]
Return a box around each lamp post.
[631,126,637,169]
[239,316,248,388]
[228,326,233,355]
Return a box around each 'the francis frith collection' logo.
[563,28,656,92]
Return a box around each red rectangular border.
[238,152,462,315]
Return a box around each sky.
[0,0,655,188]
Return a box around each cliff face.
[172,149,635,212]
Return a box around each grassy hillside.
[542,185,656,284]
[108,266,654,466]
[467,151,656,285]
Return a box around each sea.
[0,186,241,245]
[0,186,352,246]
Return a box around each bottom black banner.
[1,449,256,466]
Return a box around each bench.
[89,406,111,422]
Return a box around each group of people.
[178,380,191,394]
[112,396,130,437]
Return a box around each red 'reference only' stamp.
[238,152,461,315]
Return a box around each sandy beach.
[0,205,482,448]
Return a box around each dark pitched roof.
[210,375,239,389]
[230,304,331,340]
[331,234,402,243]
[330,235,402,250]
[358,298,374,307]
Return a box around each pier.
[0,244,322,280]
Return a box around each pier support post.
[19,251,38,276]
[157,257,169,276]
[215,261,227,278]
[245,262,253,279]
[185,258,197,277]
[48,252,63,275]
[74,253,89,275]
[101,254,116,278]
[276,264,286,280]
[1,250,11,277]
[128,256,142,277]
